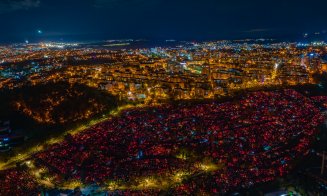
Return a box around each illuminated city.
[1,0,327,195]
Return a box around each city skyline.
[1,1,327,195]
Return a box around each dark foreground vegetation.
[0,82,118,158]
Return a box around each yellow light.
[108,181,119,190]
[197,162,221,172]
[173,171,189,183]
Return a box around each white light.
[274,63,279,70]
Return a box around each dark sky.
[0,0,326,42]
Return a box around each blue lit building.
[0,121,25,151]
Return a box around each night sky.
[0,0,326,42]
